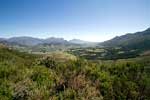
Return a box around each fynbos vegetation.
[0,45,150,100]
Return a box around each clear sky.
[0,0,150,42]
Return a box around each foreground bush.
[0,48,150,100]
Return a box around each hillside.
[101,28,150,50]
[0,45,150,99]
[0,44,39,65]
[8,37,43,46]
[69,39,91,44]
[0,37,92,46]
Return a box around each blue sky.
[0,0,149,42]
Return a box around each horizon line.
[0,27,149,42]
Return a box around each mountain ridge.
[0,36,92,46]
[69,39,92,44]
[101,27,150,50]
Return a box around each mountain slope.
[44,37,68,44]
[0,37,70,46]
[7,36,43,46]
[69,39,90,44]
[0,37,93,46]
[101,28,150,50]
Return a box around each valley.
[0,0,149,99]
[0,28,150,99]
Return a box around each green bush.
[0,47,150,99]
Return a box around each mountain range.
[69,39,92,44]
[101,27,150,50]
[0,27,150,49]
[0,37,92,46]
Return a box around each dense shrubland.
[0,46,150,100]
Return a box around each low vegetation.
[0,45,150,100]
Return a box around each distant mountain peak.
[69,39,90,44]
